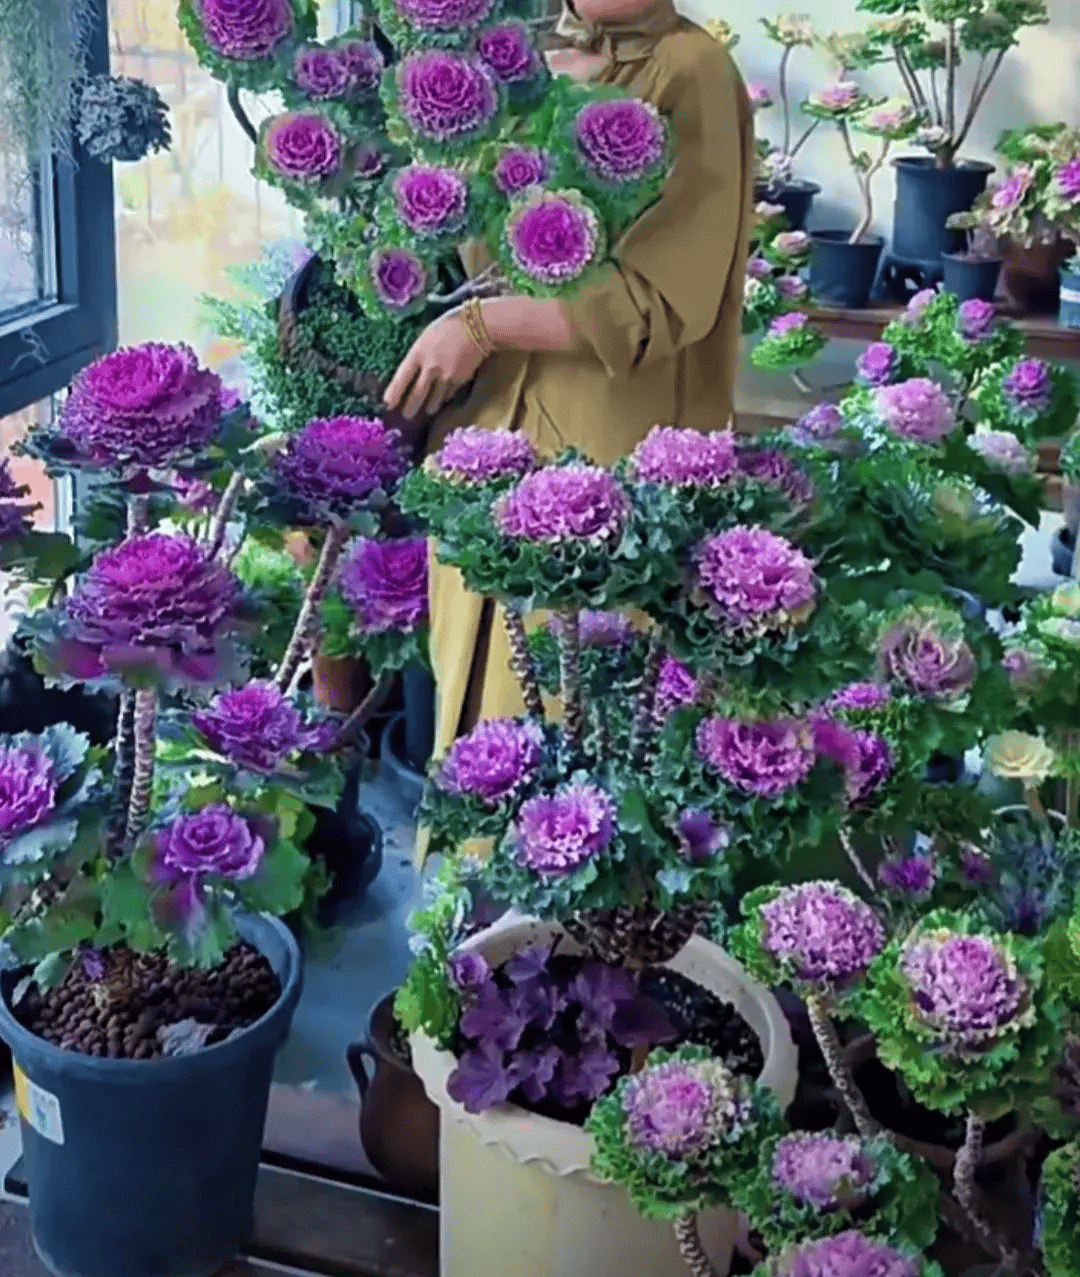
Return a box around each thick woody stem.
[124,688,158,849]
[502,607,544,718]
[274,523,350,693]
[673,1214,717,1277]
[332,675,393,750]
[206,472,246,559]
[630,632,665,762]
[556,608,585,755]
[839,827,878,897]
[805,994,882,1140]
[108,688,137,856]
[954,1113,1019,1266]
[127,495,150,535]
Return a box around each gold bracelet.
[463,297,496,357]
[458,303,485,355]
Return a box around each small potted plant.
[948,124,1080,316]
[802,87,920,308]
[751,14,825,230]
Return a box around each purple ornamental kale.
[493,145,551,194]
[370,247,428,310]
[856,342,898,387]
[396,0,497,32]
[1003,359,1054,414]
[437,717,545,805]
[514,784,616,876]
[737,448,814,504]
[957,298,997,341]
[448,951,491,989]
[504,190,602,285]
[474,22,539,83]
[827,682,892,713]
[878,853,936,897]
[629,425,738,487]
[191,681,330,772]
[877,608,975,701]
[760,882,885,986]
[653,654,700,722]
[875,378,956,444]
[61,533,241,683]
[901,929,1029,1048]
[622,1056,739,1159]
[392,164,469,236]
[772,1134,876,1209]
[547,610,635,649]
[196,0,294,60]
[339,537,429,634]
[697,716,816,799]
[574,97,666,183]
[789,402,845,446]
[781,1231,919,1277]
[677,809,730,862]
[274,416,409,517]
[432,426,536,482]
[0,746,57,846]
[60,342,224,468]
[493,464,630,542]
[152,805,265,918]
[846,730,894,805]
[695,526,817,631]
[396,50,499,143]
[292,48,352,99]
[263,112,343,181]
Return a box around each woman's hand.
[383,312,486,420]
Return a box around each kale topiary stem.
[629,631,664,762]
[207,472,246,559]
[805,994,882,1140]
[502,605,544,718]
[123,687,158,849]
[108,687,136,857]
[673,1214,717,1277]
[274,522,350,693]
[555,607,585,755]
[953,1112,1019,1266]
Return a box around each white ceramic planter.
[411,913,799,1277]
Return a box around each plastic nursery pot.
[891,157,994,265]
[809,232,885,309]
[941,253,1003,303]
[411,914,798,1277]
[304,749,384,925]
[842,1034,1034,1172]
[1003,236,1073,314]
[347,992,439,1203]
[402,662,436,774]
[754,179,821,231]
[0,914,302,1277]
[1060,263,1080,329]
[1052,526,1075,578]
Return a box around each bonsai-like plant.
[857,0,1050,169]
[754,14,823,191]
[802,86,920,243]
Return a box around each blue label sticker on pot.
[13,1063,64,1146]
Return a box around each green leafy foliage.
[1039,1140,1080,1277]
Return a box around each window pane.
[0,121,56,316]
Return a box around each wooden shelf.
[809,304,1080,362]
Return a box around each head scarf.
[554,0,680,67]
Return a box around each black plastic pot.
[1052,526,1075,577]
[891,157,994,265]
[754,179,821,231]
[809,232,884,309]
[0,647,116,746]
[305,754,384,924]
[0,914,302,1277]
[942,252,1003,303]
[402,662,435,773]
[1060,264,1080,329]
[380,713,425,814]
[926,753,964,785]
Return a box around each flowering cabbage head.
[628,426,737,488]
[339,537,429,634]
[437,717,545,805]
[875,378,956,444]
[877,605,975,702]
[60,342,224,468]
[695,526,816,634]
[60,533,242,685]
[514,783,615,876]
[574,97,666,184]
[191,681,332,773]
[772,1134,876,1209]
[777,1231,920,1277]
[151,804,266,922]
[504,189,603,286]
[263,112,343,182]
[493,463,630,543]
[396,50,499,145]
[431,426,536,484]
[194,0,294,60]
[759,881,885,989]
[697,716,815,799]
[392,164,469,236]
[274,416,409,518]
[622,1055,740,1159]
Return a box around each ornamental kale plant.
[179,0,674,327]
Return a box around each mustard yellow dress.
[425,0,755,782]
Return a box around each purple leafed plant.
[447,943,676,1114]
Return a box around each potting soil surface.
[15,943,281,1060]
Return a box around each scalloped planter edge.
[410,912,798,1277]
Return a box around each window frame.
[0,0,117,419]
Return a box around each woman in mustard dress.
[383,0,755,803]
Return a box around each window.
[0,0,117,419]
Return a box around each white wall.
[678,0,1080,423]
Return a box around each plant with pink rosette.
[399,425,537,527]
[750,312,828,373]
[858,909,1064,1259]
[178,0,316,91]
[973,353,1080,443]
[756,1230,943,1277]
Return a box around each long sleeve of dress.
[561,42,749,377]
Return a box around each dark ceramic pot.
[809,232,884,309]
[347,993,439,1203]
[1003,237,1073,314]
[754,179,821,231]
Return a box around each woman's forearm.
[478,296,580,354]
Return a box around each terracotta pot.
[347,994,439,1203]
[844,1034,1034,1171]
[1003,237,1073,314]
[311,655,373,713]
[411,913,798,1277]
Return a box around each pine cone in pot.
[76,74,171,163]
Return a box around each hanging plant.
[0,0,96,163]
[75,75,172,163]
